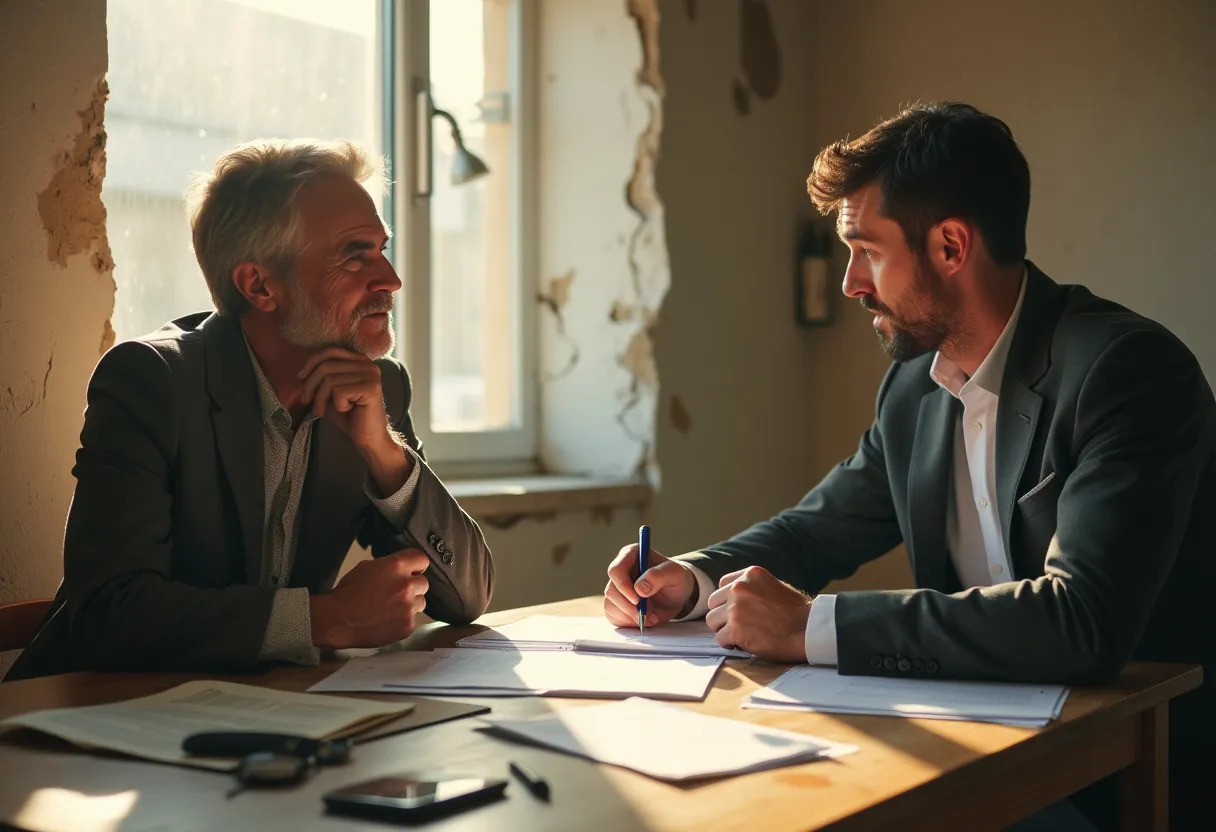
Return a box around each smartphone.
[322,773,508,823]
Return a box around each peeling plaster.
[739,0,782,101]
[535,0,672,481]
[1,350,54,418]
[539,269,575,312]
[617,0,672,485]
[100,319,116,354]
[732,0,781,116]
[619,330,658,388]
[38,77,114,272]
[670,393,692,435]
[538,269,581,380]
[627,0,664,94]
[551,542,572,566]
[34,75,116,356]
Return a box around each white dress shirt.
[679,272,1028,664]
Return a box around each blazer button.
[925,659,939,674]
[912,659,924,673]
[897,657,911,672]
[441,551,454,565]
[883,657,896,671]
[427,533,439,546]
[870,656,883,670]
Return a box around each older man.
[8,139,494,680]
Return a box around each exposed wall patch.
[551,542,572,566]
[670,393,692,434]
[538,269,581,380]
[739,0,782,101]
[619,329,658,388]
[618,0,671,485]
[627,0,663,94]
[37,77,113,272]
[36,75,116,358]
[100,320,115,354]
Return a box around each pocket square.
[1017,472,1057,505]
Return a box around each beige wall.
[808,0,1216,378]
[0,2,113,675]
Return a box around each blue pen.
[637,525,650,632]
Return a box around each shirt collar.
[930,267,1028,399]
[242,335,306,427]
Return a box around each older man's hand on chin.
[706,566,812,663]
[297,344,414,498]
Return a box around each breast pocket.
[1016,472,1065,561]
[1017,471,1063,520]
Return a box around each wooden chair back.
[0,599,54,652]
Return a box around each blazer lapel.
[202,314,266,584]
[995,263,1059,565]
[908,387,959,590]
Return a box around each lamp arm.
[430,107,464,147]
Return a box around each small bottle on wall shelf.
[796,224,834,327]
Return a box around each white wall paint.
[535,0,669,480]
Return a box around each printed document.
[0,680,414,770]
[482,697,857,781]
[310,648,723,701]
[745,667,1068,727]
[457,615,748,658]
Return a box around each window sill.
[447,475,652,526]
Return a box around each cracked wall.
[536,0,671,483]
[0,1,114,672]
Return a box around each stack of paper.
[0,681,415,770]
[457,614,748,658]
[482,697,858,781]
[745,667,1068,727]
[309,648,724,701]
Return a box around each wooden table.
[0,597,1200,832]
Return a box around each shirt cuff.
[365,446,423,532]
[258,587,321,666]
[804,593,838,666]
[672,561,716,622]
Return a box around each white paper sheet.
[457,615,749,658]
[744,667,1068,727]
[309,648,724,701]
[481,697,858,781]
[0,680,414,770]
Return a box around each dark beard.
[862,257,949,363]
[877,325,938,363]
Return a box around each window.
[393,0,536,468]
[104,0,535,470]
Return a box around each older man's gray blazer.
[7,311,494,680]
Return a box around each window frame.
[387,0,538,473]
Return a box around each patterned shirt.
[245,338,422,664]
